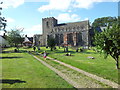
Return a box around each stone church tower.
[42,17,57,45]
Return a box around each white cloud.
[23,24,42,37]
[56,13,80,23]
[73,0,119,9]
[6,17,15,23]
[0,31,5,35]
[73,0,95,9]
[24,0,50,2]
[1,0,24,8]
[84,17,89,20]
[38,0,119,12]
[38,0,72,12]
[1,0,118,9]
[68,10,72,13]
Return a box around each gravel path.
[32,55,83,88]
[47,57,119,88]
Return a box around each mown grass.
[33,46,118,84]
[1,48,73,88]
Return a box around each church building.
[33,17,93,47]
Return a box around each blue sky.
[0,0,119,37]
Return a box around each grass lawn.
[1,48,73,88]
[34,46,118,84]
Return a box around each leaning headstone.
[65,53,69,56]
[80,49,83,52]
[68,53,71,56]
[14,49,17,52]
[76,48,79,52]
[87,56,95,59]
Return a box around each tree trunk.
[21,43,23,47]
[51,47,53,51]
[116,58,120,69]
[14,43,16,47]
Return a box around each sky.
[0,0,119,37]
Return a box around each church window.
[81,26,84,29]
[46,21,49,28]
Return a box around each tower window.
[46,21,49,28]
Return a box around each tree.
[0,2,7,32]
[7,28,24,50]
[47,37,56,51]
[94,24,120,69]
[91,16,119,46]
[92,16,117,28]
[19,37,24,46]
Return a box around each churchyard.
[1,46,119,88]
[0,0,119,88]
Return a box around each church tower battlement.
[42,17,58,45]
[42,17,58,34]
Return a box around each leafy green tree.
[47,37,56,51]
[7,28,24,50]
[0,2,7,32]
[91,16,119,46]
[94,24,120,69]
[92,16,117,28]
[19,37,24,46]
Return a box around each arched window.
[73,27,75,30]
[81,26,84,29]
[46,21,49,28]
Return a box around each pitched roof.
[23,37,32,43]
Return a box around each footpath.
[31,54,119,88]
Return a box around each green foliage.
[7,28,24,48]
[0,2,7,32]
[94,24,120,69]
[92,16,117,27]
[47,37,56,51]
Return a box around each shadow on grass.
[1,50,27,54]
[0,56,23,59]
[55,51,76,54]
[82,51,98,54]
[1,51,13,53]
[0,79,26,84]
